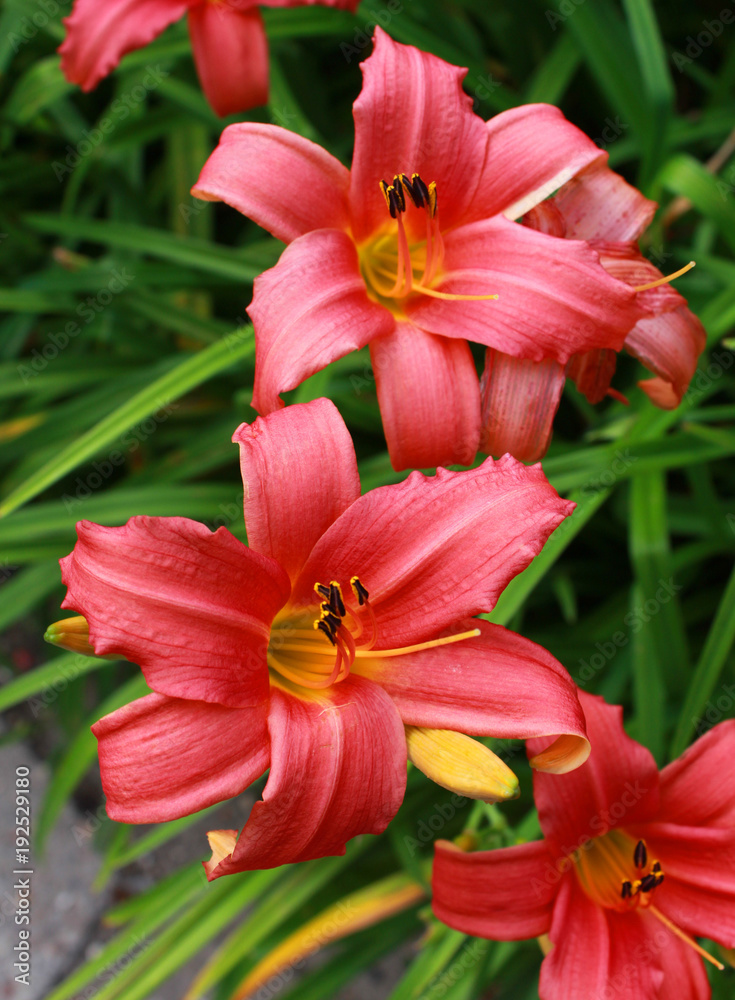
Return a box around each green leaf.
[0,652,115,713]
[0,330,255,517]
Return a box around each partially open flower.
[433,692,735,1000]
[54,398,590,877]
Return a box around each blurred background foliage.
[1,0,735,997]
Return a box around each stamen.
[648,906,725,971]
[350,576,370,606]
[353,627,480,658]
[408,286,498,302]
[621,880,633,899]
[400,173,429,210]
[315,620,336,645]
[634,260,695,292]
[329,582,346,618]
[634,839,647,869]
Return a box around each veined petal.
[192,126,351,244]
[593,240,684,313]
[92,692,269,823]
[350,27,490,243]
[60,516,290,707]
[249,229,394,414]
[539,873,612,1000]
[188,5,268,117]
[552,161,658,241]
[477,103,604,222]
[407,217,643,363]
[370,322,481,471]
[59,0,188,90]
[292,456,574,649]
[233,399,360,585]
[654,936,711,1000]
[432,840,556,940]
[479,350,566,462]
[355,621,589,773]
[626,307,706,407]
[656,720,735,827]
[566,348,618,404]
[405,727,519,802]
[528,693,660,857]
[204,676,406,877]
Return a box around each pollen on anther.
[329,582,346,618]
[315,619,337,645]
[350,576,370,606]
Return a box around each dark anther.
[329,582,346,618]
[320,608,342,635]
[380,180,404,219]
[652,861,662,874]
[654,872,665,888]
[391,175,406,213]
[316,620,337,645]
[400,172,430,210]
[315,583,331,601]
[350,576,370,606]
[639,873,658,893]
[634,840,648,870]
[621,880,633,899]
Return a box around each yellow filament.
[634,260,695,292]
[648,906,724,970]
[408,286,499,302]
[277,627,480,660]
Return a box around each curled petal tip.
[528,733,591,774]
[203,829,238,880]
[406,726,520,802]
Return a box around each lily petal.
[528,693,660,856]
[350,27,490,242]
[407,216,642,363]
[205,676,406,876]
[233,399,360,585]
[552,162,658,241]
[92,692,269,823]
[192,125,351,243]
[59,0,188,91]
[656,720,735,827]
[188,5,268,117]
[432,839,557,940]
[249,229,394,414]
[61,516,290,707]
[566,348,618,404]
[654,933,711,1000]
[626,306,706,407]
[370,322,481,471]
[355,621,588,772]
[479,350,566,462]
[539,873,612,1000]
[292,456,574,649]
[478,103,604,222]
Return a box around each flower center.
[573,829,723,970]
[267,576,479,691]
[359,172,498,309]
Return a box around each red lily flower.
[55,399,591,878]
[481,163,706,462]
[433,692,735,1000]
[58,0,360,117]
[192,28,645,471]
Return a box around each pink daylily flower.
[192,28,645,471]
[481,163,706,462]
[59,0,360,117]
[56,398,591,878]
[433,692,735,1000]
